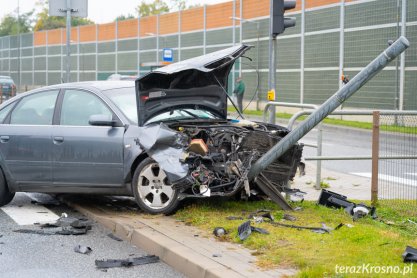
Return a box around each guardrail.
[263,102,417,190]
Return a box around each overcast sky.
[1,0,230,24]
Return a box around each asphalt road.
[0,193,184,278]
[300,125,416,186]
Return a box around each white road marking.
[351,172,417,187]
[405,172,417,177]
[1,194,60,226]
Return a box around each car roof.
[32,80,135,93]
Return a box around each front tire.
[0,168,14,207]
[132,158,180,215]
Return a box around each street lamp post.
[17,0,21,93]
[230,17,260,110]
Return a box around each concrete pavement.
[62,195,297,278]
[293,161,372,200]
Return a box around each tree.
[0,10,34,37]
[136,0,170,17]
[136,0,202,17]
[114,14,135,22]
[33,1,94,31]
[170,0,187,11]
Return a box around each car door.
[0,90,59,188]
[52,89,125,187]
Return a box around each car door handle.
[53,136,64,144]
[0,136,9,143]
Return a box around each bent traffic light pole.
[248,36,410,181]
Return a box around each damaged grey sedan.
[0,45,302,214]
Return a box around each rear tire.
[0,168,14,207]
[132,158,180,215]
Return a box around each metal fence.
[378,114,417,212]
[0,0,416,110]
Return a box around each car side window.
[60,90,112,126]
[10,90,59,125]
[0,104,14,124]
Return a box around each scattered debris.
[294,207,303,211]
[298,162,306,176]
[53,215,93,229]
[14,214,92,236]
[238,221,270,240]
[251,226,269,235]
[285,188,306,203]
[334,223,344,230]
[407,219,417,226]
[238,221,252,241]
[318,189,377,220]
[107,233,123,242]
[213,227,227,237]
[255,174,293,210]
[74,245,92,255]
[95,255,159,269]
[403,246,417,263]
[283,214,297,221]
[226,216,244,221]
[14,227,89,236]
[248,210,274,222]
[212,254,222,257]
[270,222,332,234]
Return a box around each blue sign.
[162,48,173,62]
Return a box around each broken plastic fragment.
[74,245,92,255]
[213,227,227,237]
[251,226,269,235]
[238,221,252,241]
[270,222,330,234]
[226,216,244,221]
[318,189,377,220]
[283,214,297,221]
[403,246,417,263]
[95,255,159,269]
[253,216,263,224]
[55,216,93,229]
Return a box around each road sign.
[162,48,173,62]
[49,0,88,18]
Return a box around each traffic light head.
[272,0,297,37]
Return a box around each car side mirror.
[89,114,117,127]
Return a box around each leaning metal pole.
[248,36,410,180]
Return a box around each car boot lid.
[136,44,252,126]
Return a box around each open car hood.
[136,44,251,126]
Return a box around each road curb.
[62,198,291,278]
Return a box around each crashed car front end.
[138,120,303,200]
[134,44,303,211]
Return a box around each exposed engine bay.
[138,119,303,200]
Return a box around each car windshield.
[145,108,219,125]
[103,87,222,125]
